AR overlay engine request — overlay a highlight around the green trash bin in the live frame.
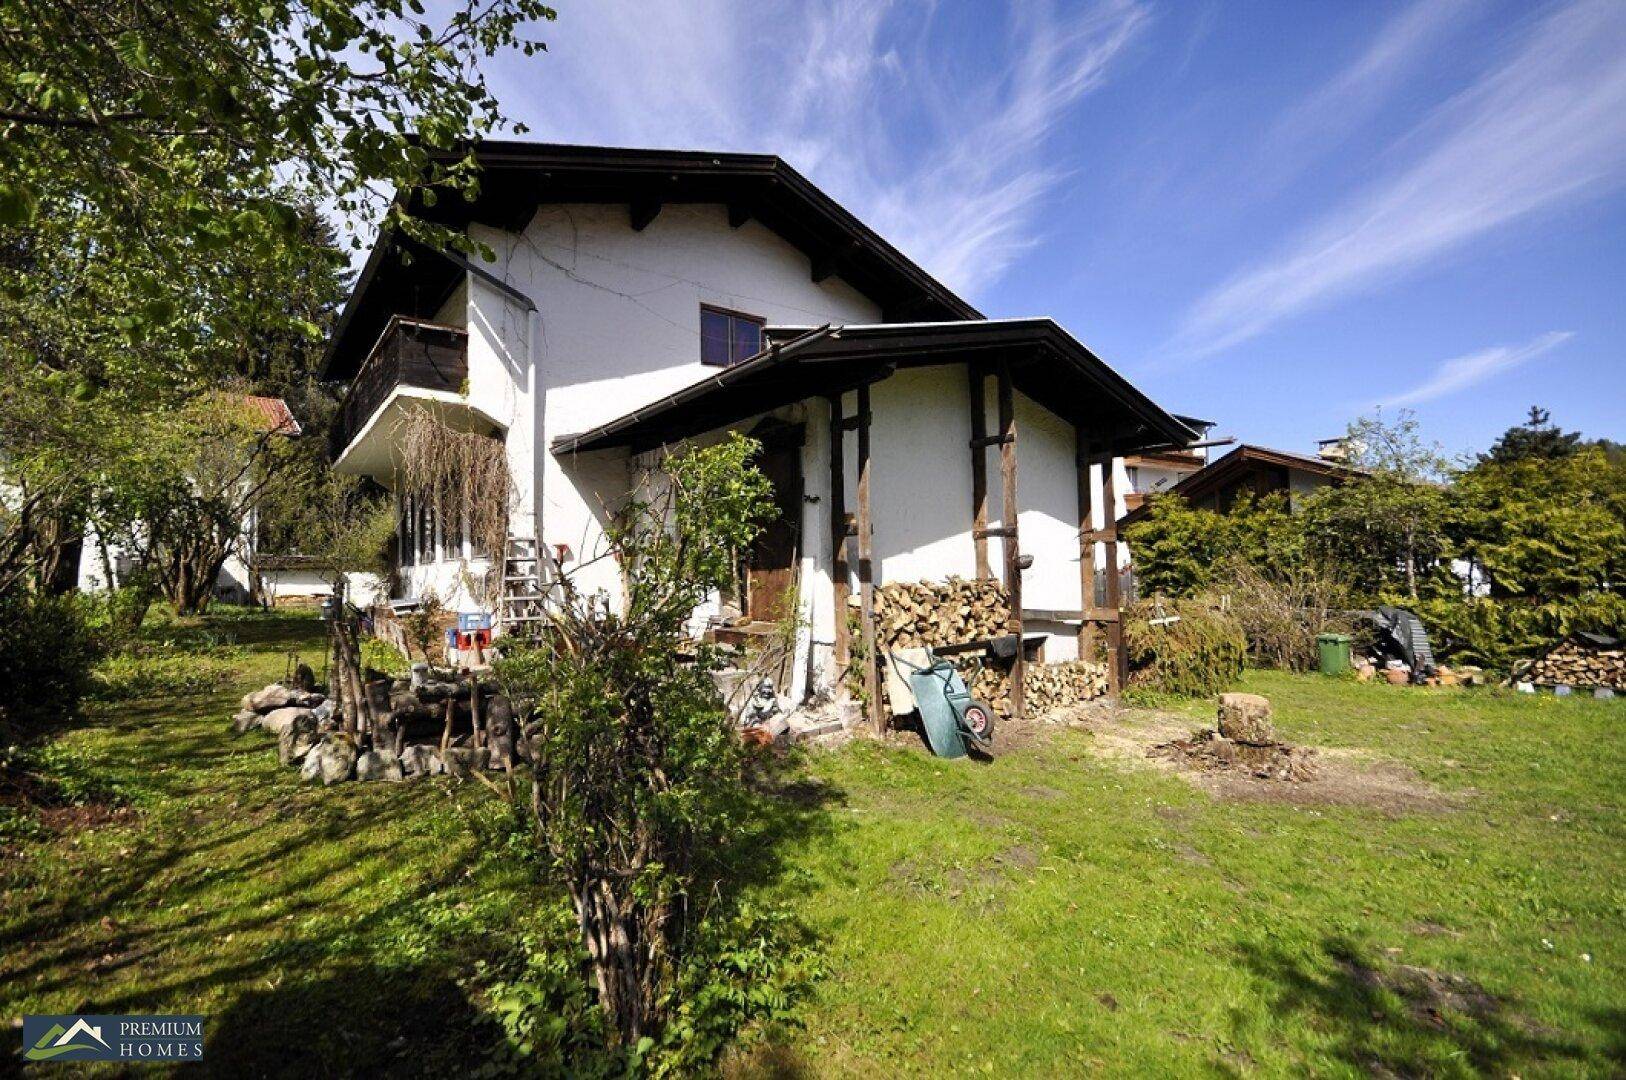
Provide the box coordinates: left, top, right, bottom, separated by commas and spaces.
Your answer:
1317, 633, 1352, 676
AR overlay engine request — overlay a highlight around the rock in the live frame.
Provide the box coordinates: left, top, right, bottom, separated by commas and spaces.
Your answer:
1384, 667, 1411, 686
278, 713, 319, 765
399, 745, 441, 777
1217, 693, 1275, 745
1457, 666, 1486, 687
318, 735, 358, 785
355, 749, 405, 782
441, 745, 489, 776
260, 706, 314, 737
244, 684, 294, 713
299, 747, 325, 783
1354, 662, 1376, 682
230, 709, 261, 734
287, 690, 326, 709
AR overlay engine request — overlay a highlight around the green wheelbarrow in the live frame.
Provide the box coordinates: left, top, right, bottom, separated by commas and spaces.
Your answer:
888, 649, 997, 758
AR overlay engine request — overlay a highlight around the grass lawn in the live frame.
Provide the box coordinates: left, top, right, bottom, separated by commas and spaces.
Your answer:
3, 612, 1622, 1076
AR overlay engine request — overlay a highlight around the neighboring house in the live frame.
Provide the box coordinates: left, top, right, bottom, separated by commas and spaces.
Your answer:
77, 395, 301, 604
251, 554, 384, 608
323, 143, 1202, 707
1119, 443, 1354, 528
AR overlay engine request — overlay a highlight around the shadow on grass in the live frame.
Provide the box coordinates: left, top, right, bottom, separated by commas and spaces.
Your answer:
201, 960, 500, 1078
1234, 935, 1604, 1076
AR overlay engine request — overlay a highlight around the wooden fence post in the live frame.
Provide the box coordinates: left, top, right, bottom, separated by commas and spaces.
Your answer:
997, 364, 1024, 720
855, 384, 883, 735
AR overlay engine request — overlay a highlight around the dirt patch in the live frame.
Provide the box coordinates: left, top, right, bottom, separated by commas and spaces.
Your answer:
1075, 708, 1457, 815
1151, 728, 1320, 782
1339, 955, 1500, 1026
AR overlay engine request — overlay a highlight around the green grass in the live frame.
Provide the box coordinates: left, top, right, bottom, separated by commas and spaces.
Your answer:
3, 614, 1622, 1077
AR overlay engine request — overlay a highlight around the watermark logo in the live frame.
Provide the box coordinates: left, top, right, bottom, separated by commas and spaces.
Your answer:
22, 1015, 204, 1062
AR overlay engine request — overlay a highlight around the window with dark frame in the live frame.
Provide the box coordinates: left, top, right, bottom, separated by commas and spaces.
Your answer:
700, 305, 765, 367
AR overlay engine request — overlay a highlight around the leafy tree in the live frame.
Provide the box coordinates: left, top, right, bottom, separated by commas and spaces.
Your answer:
1298, 411, 1452, 600
1479, 406, 1583, 465
1451, 446, 1625, 600
0, 0, 553, 601
494, 435, 775, 1048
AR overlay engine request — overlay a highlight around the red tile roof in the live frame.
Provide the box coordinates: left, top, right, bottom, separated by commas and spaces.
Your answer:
240, 395, 302, 436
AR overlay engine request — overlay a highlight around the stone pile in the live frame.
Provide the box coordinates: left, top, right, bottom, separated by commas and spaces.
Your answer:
228, 669, 522, 786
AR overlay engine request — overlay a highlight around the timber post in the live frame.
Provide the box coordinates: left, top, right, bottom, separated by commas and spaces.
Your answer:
854, 383, 884, 735
1100, 451, 1126, 694
968, 365, 991, 579
825, 395, 851, 671
997, 363, 1025, 720
1075, 432, 1097, 663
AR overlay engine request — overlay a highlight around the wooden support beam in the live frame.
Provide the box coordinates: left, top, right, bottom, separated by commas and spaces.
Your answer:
998, 363, 1025, 720
727, 203, 751, 228
811, 242, 856, 284
855, 383, 884, 735
969, 367, 991, 579
1100, 452, 1126, 695
826, 395, 851, 671
970, 433, 1015, 449
629, 198, 663, 231
974, 526, 1016, 539
1076, 432, 1097, 663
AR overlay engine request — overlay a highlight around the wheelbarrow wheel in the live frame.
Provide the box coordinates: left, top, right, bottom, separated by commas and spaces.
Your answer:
961, 699, 996, 745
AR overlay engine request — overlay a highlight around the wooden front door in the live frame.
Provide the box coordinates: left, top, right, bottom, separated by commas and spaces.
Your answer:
747, 426, 804, 622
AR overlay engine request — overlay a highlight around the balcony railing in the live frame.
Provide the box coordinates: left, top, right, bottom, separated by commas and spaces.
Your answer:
330, 317, 469, 461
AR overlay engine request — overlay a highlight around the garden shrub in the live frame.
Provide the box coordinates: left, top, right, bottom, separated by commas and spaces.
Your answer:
0, 591, 106, 742
1124, 594, 1246, 698
1409, 592, 1626, 671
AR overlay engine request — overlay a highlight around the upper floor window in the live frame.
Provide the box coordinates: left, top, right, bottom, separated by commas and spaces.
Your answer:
700, 305, 765, 367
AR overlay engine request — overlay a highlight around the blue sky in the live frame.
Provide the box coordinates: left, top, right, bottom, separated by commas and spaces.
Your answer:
482, 0, 1626, 458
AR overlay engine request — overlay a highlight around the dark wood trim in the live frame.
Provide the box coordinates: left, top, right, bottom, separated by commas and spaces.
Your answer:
974, 526, 1016, 539
969, 367, 990, 580
629, 198, 663, 231
1076, 432, 1097, 662
998, 363, 1024, 720
826, 395, 850, 670
855, 383, 883, 735
1100, 455, 1125, 695
727, 203, 751, 228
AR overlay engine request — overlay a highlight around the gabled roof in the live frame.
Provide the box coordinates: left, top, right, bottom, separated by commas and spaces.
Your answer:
323, 142, 982, 380
1120, 443, 1357, 524
552, 319, 1197, 456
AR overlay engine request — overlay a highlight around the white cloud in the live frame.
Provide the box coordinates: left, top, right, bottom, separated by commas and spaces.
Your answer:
499, 0, 1148, 296
1173, 0, 1626, 358
1382, 330, 1574, 407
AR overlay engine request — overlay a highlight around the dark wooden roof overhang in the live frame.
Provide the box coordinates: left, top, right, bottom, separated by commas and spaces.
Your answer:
551, 320, 1198, 457
1119, 443, 1360, 525
323, 142, 982, 380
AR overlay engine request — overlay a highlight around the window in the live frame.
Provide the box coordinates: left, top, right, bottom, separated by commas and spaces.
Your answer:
700, 305, 765, 366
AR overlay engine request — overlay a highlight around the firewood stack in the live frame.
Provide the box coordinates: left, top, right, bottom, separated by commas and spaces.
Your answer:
1527, 635, 1625, 689
872, 577, 1017, 650
863, 578, 1107, 716
1024, 660, 1110, 713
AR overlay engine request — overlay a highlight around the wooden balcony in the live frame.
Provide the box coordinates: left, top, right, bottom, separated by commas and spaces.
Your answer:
329, 318, 469, 462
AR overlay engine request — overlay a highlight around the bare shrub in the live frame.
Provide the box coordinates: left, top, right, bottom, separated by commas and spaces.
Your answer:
1219, 559, 1353, 671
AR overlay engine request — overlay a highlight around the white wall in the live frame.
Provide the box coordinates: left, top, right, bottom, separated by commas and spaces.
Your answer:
477, 202, 884, 606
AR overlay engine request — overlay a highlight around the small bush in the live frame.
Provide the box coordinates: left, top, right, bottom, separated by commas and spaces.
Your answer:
0, 592, 106, 742
1124, 594, 1246, 698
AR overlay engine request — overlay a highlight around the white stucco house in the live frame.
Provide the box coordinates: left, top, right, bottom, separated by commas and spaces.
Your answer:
325, 143, 1207, 715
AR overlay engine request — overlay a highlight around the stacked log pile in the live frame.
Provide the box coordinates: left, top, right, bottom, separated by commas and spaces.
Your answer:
872, 578, 1015, 649
865, 578, 1107, 716
1025, 660, 1110, 713
1527, 635, 1625, 689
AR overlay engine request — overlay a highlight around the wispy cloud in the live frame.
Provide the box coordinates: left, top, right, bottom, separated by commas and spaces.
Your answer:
1171, 0, 1626, 359
1382, 330, 1573, 407
500, 0, 1148, 296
